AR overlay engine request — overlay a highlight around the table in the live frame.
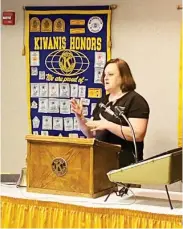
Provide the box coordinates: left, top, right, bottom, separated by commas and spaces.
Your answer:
1, 183, 182, 228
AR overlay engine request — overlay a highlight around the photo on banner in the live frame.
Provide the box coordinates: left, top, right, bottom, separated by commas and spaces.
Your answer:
25, 6, 112, 137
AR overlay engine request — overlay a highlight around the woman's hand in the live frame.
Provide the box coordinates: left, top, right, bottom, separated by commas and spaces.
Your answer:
71, 98, 95, 138
70, 98, 83, 118
86, 114, 109, 131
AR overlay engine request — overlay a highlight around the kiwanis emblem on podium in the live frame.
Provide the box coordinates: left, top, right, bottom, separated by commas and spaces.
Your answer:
52, 158, 67, 176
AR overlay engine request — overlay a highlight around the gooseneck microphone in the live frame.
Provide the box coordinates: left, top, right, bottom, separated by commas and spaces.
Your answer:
99, 102, 138, 163
99, 103, 118, 118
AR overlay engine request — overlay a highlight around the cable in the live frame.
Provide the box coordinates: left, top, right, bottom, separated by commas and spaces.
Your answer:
1, 183, 136, 206
119, 118, 127, 141
121, 114, 137, 163
1, 183, 17, 187
115, 107, 138, 163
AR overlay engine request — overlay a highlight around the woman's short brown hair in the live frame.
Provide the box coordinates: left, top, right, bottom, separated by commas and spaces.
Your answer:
101, 58, 136, 92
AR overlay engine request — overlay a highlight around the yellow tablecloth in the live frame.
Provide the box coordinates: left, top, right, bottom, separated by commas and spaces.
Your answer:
1, 195, 182, 228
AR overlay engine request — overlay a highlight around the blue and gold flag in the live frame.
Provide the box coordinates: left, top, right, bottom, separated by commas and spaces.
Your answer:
25, 6, 112, 137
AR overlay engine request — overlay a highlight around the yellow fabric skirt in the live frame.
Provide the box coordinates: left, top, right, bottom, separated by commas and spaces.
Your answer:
1, 196, 182, 228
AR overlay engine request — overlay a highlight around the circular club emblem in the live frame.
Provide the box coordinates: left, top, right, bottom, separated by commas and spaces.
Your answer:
88, 16, 103, 33
45, 49, 89, 76
52, 158, 67, 176
59, 51, 76, 73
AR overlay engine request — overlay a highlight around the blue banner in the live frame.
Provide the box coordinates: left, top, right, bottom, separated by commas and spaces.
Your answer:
25, 6, 111, 137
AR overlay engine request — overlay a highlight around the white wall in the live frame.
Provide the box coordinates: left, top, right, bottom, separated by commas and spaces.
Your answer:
1, 0, 182, 190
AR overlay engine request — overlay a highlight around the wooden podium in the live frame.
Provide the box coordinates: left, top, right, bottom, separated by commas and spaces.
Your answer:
26, 135, 120, 198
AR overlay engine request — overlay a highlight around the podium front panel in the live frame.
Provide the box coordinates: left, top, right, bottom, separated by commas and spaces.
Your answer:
26, 135, 120, 197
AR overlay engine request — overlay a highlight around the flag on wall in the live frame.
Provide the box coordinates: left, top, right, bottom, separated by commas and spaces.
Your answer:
178, 24, 182, 147
24, 6, 112, 137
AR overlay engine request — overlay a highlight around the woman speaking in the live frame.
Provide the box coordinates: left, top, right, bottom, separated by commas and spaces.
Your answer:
71, 58, 150, 168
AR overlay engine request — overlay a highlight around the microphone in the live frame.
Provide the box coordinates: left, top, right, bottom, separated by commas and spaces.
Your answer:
99, 103, 118, 118
99, 103, 138, 163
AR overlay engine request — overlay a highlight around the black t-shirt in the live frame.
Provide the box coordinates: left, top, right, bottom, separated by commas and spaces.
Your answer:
92, 91, 150, 167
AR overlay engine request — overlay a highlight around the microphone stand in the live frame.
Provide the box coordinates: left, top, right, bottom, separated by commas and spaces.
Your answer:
104, 107, 138, 202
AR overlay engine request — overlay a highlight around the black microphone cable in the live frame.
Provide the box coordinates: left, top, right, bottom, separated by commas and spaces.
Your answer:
118, 117, 127, 141
115, 106, 138, 163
